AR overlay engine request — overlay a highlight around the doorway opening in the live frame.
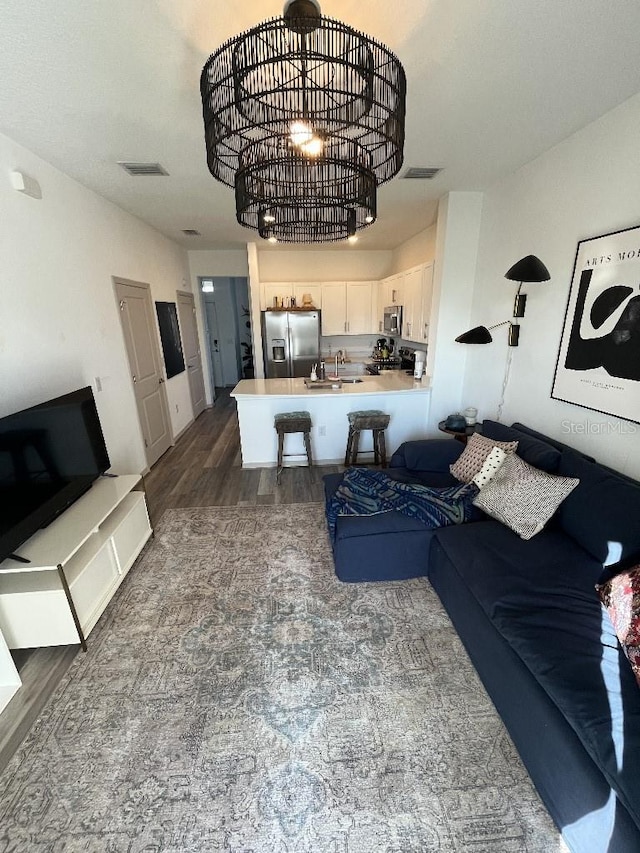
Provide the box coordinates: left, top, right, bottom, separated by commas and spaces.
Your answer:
199, 277, 253, 401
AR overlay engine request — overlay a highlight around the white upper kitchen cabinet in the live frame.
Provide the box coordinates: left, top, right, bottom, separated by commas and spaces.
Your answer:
292, 282, 322, 310
402, 263, 434, 344
419, 263, 435, 344
347, 281, 375, 334
320, 282, 347, 335
320, 281, 375, 335
261, 282, 292, 310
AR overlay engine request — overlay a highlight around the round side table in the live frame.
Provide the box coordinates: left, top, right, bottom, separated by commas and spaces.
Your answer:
438, 421, 479, 444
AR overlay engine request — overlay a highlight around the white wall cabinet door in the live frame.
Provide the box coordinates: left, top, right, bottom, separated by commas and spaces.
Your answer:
292, 283, 322, 310
262, 282, 293, 310
402, 267, 424, 342
346, 281, 375, 334
402, 264, 434, 344
418, 263, 435, 344
320, 282, 347, 335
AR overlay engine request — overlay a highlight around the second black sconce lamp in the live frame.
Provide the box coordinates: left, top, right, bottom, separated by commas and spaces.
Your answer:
455, 255, 550, 347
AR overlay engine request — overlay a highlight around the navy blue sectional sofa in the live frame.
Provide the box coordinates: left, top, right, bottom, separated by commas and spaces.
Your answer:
323, 421, 640, 852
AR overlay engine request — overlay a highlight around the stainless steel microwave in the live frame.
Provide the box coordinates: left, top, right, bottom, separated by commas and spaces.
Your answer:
383, 305, 403, 336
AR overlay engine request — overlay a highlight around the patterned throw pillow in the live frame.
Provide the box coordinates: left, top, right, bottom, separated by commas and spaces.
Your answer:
472, 446, 507, 489
450, 432, 518, 484
472, 453, 579, 540
597, 565, 640, 688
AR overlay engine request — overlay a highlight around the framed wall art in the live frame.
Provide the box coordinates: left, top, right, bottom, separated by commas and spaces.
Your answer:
551, 225, 640, 424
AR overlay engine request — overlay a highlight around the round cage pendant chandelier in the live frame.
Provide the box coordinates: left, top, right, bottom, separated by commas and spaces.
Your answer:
200, 0, 406, 243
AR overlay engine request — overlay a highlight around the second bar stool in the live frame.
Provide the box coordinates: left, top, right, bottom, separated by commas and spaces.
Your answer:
274, 411, 313, 484
344, 409, 391, 467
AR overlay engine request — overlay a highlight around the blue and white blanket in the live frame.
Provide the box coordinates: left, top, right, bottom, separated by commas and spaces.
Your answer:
326, 467, 479, 543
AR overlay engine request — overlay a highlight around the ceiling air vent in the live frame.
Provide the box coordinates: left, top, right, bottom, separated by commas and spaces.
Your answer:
402, 167, 442, 180
118, 161, 169, 176
182, 229, 201, 236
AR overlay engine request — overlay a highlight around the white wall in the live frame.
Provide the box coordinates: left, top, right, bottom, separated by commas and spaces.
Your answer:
463, 92, 640, 478
391, 225, 437, 273
0, 131, 192, 474
427, 192, 484, 432
257, 249, 393, 281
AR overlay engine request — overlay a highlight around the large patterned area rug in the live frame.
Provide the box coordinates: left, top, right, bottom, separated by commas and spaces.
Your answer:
0, 504, 565, 852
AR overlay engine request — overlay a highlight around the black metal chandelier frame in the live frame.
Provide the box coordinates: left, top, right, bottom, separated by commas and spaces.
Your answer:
200, 1, 406, 243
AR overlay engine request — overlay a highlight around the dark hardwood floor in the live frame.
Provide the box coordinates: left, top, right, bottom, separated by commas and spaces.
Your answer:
0, 389, 342, 774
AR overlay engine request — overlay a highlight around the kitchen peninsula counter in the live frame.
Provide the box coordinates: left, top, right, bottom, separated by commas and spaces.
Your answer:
231, 373, 431, 467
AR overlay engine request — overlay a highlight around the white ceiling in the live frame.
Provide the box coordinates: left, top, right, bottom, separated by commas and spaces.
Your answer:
2, 0, 640, 251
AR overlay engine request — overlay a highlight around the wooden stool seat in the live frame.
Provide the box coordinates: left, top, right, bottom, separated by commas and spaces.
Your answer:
345, 409, 390, 467
274, 411, 313, 484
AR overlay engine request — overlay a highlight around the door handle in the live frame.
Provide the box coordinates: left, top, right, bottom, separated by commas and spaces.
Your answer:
132, 375, 137, 383
159, 377, 165, 384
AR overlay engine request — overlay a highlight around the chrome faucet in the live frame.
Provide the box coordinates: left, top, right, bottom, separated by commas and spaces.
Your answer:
335, 349, 344, 375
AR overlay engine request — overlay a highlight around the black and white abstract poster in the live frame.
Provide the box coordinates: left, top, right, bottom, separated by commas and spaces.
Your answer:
552, 226, 640, 424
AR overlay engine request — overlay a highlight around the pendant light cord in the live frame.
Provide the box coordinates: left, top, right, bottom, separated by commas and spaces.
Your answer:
496, 342, 514, 423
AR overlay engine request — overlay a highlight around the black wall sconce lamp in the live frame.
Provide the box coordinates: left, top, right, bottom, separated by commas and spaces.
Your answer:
456, 320, 520, 346
505, 254, 550, 318
455, 255, 550, 347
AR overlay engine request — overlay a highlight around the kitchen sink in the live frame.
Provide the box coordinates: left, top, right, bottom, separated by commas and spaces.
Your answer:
340, 377, 363, 383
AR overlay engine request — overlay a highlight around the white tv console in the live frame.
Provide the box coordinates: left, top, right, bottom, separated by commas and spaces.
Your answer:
0, 475, 152, 711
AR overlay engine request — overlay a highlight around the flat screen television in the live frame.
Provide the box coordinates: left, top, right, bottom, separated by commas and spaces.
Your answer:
0, 386, 111, 564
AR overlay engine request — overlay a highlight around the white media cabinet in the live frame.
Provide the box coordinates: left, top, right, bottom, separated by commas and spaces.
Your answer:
0, 475, 152, 708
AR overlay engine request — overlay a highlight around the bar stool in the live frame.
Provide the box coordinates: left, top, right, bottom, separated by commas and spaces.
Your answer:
344, 410, 391, 467
274, 411, 313, 485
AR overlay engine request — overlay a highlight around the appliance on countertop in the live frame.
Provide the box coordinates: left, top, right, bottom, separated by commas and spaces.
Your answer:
366, 339, 402, 374
261, 310, 321, 378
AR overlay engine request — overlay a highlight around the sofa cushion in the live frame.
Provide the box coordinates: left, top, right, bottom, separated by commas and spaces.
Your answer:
428, 536, 640, 852
325, 468, 479, 543
482, 419, 562, 472
511, 422, 596, 461
390, 438, 464, 472
433, 518, 603, 617
432, 521, 640, 829
450, 432, 518, 483
472, 453, 579, 540
598, 564, 640, 688
557, 450, 640, 564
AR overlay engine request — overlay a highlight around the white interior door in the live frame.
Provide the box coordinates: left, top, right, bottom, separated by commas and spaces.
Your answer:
113, 278, 172, 468
177, 290, 206, 418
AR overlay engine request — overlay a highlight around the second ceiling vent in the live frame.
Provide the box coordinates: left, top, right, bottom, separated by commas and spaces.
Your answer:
402, 167, 442, 180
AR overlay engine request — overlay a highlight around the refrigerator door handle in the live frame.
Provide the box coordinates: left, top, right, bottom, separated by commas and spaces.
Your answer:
287, 321, 293, 376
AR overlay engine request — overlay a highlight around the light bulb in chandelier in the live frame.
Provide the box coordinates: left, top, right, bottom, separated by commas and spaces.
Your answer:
289, 121, 324, 157
290, 121, 313, 147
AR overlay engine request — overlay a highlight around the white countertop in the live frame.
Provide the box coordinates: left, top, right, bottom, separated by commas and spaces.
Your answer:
231, 372, 430, 399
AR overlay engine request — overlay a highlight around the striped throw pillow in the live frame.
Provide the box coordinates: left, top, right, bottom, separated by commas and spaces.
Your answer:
473, 452, 579, 540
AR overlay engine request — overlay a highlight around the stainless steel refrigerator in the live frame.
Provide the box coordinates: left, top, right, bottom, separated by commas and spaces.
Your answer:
261, 310, 321, 378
